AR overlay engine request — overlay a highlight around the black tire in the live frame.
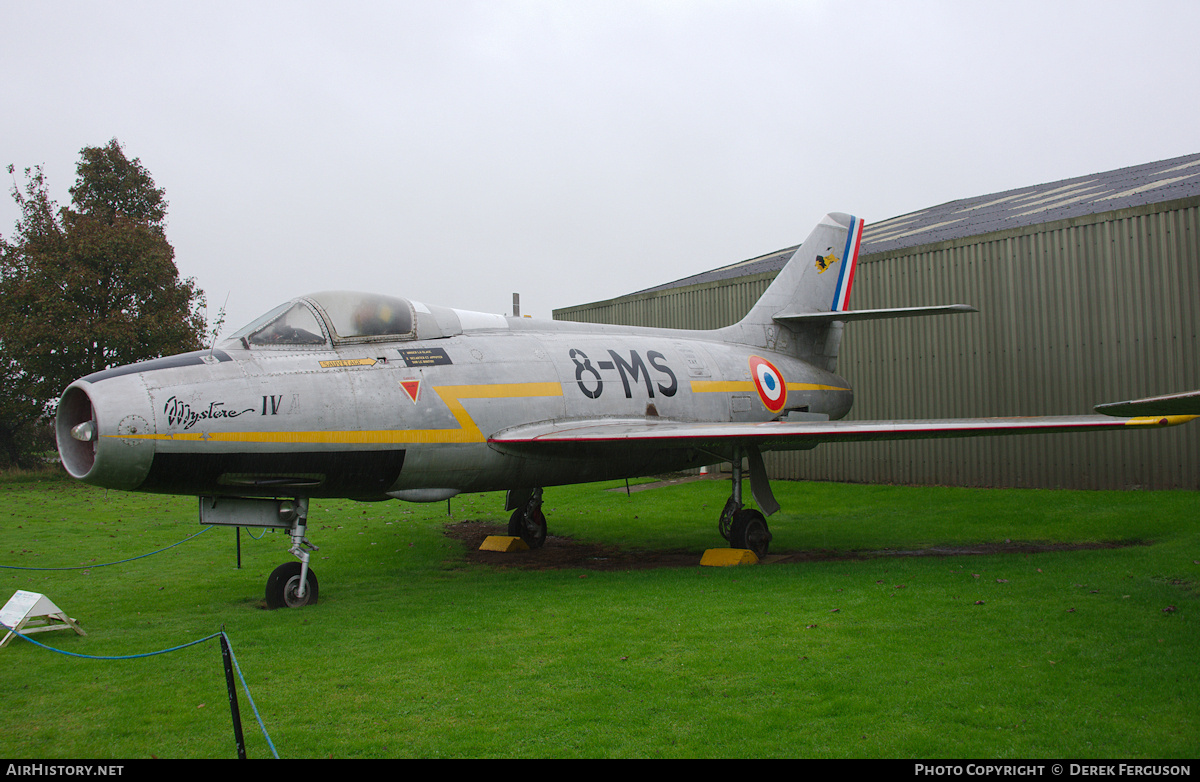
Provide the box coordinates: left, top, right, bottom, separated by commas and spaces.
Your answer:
717, 497, 739, 541
265, 561, 319, 608
508, 506, 547, 550
728, 509, 771, 558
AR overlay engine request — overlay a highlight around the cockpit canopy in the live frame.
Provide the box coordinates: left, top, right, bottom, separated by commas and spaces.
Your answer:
228, 292, 417, 347
225, 291, 511, 349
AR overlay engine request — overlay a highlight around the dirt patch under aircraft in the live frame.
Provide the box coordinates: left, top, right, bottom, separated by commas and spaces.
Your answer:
442, 518, 1145, 572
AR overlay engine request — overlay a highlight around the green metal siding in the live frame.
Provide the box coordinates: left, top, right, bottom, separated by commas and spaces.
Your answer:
554, 198, 1200, 489
556, 272, 778, 330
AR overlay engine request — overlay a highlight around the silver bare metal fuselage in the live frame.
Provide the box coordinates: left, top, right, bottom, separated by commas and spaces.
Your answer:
56, 318, 853, 501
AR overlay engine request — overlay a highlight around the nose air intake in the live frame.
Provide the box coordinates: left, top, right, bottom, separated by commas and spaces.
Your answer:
56, 380, 157, 490
57, 384, 98, 479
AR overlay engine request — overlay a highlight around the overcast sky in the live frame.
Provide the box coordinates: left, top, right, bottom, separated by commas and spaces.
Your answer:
3, 1, 1198, 332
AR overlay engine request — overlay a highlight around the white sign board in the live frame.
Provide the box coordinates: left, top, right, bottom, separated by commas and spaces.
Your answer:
1, 590, 86, 648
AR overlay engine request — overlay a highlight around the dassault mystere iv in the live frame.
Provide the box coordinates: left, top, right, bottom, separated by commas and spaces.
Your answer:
55, 213, 1196, 607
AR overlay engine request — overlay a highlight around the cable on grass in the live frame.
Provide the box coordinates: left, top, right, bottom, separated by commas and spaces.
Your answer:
1, 621, 278, 759
0, 525, 213, 571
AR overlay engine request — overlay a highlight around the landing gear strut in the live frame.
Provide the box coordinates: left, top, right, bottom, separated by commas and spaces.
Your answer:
507, 487, 547, 549
199, 496, 322, 609
267, 498, 320, 608
717, 446, 775, 559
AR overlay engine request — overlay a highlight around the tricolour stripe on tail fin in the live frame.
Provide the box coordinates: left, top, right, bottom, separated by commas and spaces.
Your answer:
830, 215, 864, 311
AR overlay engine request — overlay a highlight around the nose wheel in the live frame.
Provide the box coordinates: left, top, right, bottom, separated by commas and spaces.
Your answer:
266, 561, 319, 608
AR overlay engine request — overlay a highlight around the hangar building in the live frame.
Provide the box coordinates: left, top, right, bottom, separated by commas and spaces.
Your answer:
553, 154, 1200, 490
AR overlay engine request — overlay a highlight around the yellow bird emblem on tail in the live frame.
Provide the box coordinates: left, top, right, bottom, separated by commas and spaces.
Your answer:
814, 247, 840, 274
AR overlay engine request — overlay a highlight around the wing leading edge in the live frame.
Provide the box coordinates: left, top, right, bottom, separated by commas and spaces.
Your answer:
490, 413, 1197, 454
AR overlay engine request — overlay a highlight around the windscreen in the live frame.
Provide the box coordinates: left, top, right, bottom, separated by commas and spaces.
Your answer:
228, 301, 328, 346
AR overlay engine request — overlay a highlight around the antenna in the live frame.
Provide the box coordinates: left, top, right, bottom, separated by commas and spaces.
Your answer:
208, 292, 230, 359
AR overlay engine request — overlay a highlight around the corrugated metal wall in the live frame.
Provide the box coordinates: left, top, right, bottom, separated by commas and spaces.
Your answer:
557, 273, 778, 330
554, 198, 1200, 489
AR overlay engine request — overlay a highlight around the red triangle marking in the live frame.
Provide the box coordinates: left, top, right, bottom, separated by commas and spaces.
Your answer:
400, 379, 421, 403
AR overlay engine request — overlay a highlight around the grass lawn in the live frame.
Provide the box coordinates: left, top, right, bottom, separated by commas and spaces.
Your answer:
1, 469, 1196, 759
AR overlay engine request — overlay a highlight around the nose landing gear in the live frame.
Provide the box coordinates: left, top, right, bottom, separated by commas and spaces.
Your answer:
265, 498, 320, 609
199, 496, 321, 609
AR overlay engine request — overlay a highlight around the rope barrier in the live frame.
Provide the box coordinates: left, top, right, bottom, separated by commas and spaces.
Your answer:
2, 519, 280, 755
2, 498, 278, 756
0, 525, 213, 571
0, 621, 278, 759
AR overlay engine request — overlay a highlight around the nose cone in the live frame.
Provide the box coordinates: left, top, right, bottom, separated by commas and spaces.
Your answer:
56, 378, 157, 490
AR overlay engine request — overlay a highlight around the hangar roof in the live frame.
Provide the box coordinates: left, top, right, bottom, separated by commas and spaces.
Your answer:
636, 152, 1200, 296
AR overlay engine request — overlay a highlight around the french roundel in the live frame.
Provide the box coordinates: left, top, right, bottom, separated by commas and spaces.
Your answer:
749, 356, 787, 413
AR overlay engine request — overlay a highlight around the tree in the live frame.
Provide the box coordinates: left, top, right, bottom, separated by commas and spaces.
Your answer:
0, 347, 51, 468
70, 140, 169, 227
0, 139, 206, 468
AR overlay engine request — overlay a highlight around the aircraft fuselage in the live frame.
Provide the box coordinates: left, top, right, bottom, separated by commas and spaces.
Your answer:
57, 320, 853, 502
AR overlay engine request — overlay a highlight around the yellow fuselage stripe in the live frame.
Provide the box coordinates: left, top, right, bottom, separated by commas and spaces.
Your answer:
112, 382, 563, 445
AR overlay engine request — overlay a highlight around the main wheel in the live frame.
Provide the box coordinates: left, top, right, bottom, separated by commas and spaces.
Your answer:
729, 509, 772, 558
717, 497, 739, 541
265, 562, 319, 608
508, 506, 547, 549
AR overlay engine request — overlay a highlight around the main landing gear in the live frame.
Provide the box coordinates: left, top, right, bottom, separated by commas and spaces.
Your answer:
717, 446, 778, 559
500, 450, 778, 560
506, 487, 547, 549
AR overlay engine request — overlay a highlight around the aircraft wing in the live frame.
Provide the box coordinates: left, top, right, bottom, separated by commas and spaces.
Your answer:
490, 412, 1196, 454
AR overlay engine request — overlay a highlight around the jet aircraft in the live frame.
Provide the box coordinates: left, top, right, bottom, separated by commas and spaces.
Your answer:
55, 213, 1196, 607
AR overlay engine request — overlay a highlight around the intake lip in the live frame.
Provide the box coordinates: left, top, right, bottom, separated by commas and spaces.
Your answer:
55, 377, 157, 490
57, 384, 97, 479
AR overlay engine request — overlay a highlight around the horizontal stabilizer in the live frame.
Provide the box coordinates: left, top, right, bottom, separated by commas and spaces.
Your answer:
1095, 390, 1200, 417
774, 304, 977, 326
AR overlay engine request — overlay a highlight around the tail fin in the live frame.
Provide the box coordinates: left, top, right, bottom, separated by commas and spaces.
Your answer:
718, 212, 974, 371
719, 213, 864, 370
739, 212, 864, 325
